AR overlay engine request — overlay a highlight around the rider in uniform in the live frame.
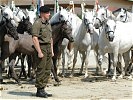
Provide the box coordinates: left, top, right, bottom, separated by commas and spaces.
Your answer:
32, 5, 54, 98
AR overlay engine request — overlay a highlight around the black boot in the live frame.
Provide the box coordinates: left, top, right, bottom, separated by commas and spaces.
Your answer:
44, 91, 52, 97
36, 88, 48, 98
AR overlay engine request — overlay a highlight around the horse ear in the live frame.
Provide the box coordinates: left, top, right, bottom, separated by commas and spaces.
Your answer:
121, 8, 127, 13
22, 16, 25, 20
105, 6, 109, 10
0, 5, 3, 9
0, 5, 5, 10
26, 9, 29, 13
60, 6, 63, 11
27, 16, 30, 21
34, 8, 37, 13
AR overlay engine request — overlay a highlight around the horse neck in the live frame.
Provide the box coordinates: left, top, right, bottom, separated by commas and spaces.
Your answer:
52, 23, 63, 44
70, 14, 82, 37
127, 12, 132, 22
0, 9, 3, 22
82, 19, 87, 32
0, 25, 8, 46
17, 25, 25, 34
50, 12, 60, 24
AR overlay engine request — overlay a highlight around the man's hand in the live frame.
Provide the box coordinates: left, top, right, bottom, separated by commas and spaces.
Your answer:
38, 52, 44, 58
52, 52, 54, 57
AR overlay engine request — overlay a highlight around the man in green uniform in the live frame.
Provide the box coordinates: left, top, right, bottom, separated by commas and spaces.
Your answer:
32, 5, 54, 98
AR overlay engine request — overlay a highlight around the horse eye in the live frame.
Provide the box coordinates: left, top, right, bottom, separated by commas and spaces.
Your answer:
102, 13, 104, 16
4, 13, 8, 16
120, 15, 124, 18
60, 15, 63, 18
114, 25, 116, 29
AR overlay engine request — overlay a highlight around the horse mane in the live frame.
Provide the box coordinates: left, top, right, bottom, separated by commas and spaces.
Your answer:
72, 13, 81, 22
126, 11, 132, 22
50, 12, 60, 24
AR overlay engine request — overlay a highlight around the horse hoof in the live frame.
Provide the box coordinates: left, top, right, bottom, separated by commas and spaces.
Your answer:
0, 79, 6, 84
55, 78, 61, 83
68, 67, 72, 70
16, 79, 22, 85
118, 75, 123, 79
18, 82, 22, 86
127, 76, 133, 80
111, 77, 116, 82
69, 74, 73, 78
53, 82, 61, 86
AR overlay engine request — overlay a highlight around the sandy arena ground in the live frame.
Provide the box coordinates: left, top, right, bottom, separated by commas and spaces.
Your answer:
0, 51, 133, 99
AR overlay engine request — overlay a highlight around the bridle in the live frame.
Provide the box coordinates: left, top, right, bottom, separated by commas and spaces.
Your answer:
121, 9, 128, 23
104, 22, 115, 42
96, 8, 108, 27
83, 16, 93, 33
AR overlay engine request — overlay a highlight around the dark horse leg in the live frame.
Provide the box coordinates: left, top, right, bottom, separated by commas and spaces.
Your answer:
0, 57, 6, 84
0, 60, 3, 84
9, 53, 21, 84
27, 55, 36, 79
107, 53, 112, 74
52, 58, 60, 82
1, 41, 21, 84
27, 55, 32, 78
19, 54, 27, 79
0, 41, 10, 84
124, 50, 133, 75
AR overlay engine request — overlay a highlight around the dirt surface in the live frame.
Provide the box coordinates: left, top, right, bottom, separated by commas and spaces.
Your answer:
0, 75, 132, 99
0, 51, 133, 99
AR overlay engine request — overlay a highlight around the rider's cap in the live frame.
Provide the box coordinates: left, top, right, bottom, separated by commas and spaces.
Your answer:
39, 5, 51, 13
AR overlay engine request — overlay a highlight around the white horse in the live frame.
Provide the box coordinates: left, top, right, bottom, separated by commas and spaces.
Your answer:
25, 8, 37, 24
0, 5, 18, 27
70, 10, 100, 78
116, 8, 133, 79
13, 7, 27, 21
93, 6, 116, 75
10, 2, 37, 25
96, 17, 133, 81
53, 8, 82, 76
116, 8, 133, 22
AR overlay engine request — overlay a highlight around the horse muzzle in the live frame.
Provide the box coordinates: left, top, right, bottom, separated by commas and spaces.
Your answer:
107, 31, 114, 42
108, 36, 114, 42
14, 35, 19, 40
69, 37, 74, 42
94, 23, 100, 29
87, 28, 94, 34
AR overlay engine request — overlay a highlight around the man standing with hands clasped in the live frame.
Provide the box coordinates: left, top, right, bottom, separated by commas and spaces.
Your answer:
32, 5, 54, 98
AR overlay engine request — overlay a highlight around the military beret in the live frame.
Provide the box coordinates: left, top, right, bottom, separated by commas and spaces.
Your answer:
39, 5, 51, 13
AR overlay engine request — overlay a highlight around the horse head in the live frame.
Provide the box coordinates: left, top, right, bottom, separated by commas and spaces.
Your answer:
25, 8, 37, 24
5, 18, 19, 40
83, 10, 94, 34
17, 16, 32, 34
13, 7, 27, 21
94, 6, 114, 29
116, 8, 131, 22
1, 5, 18, 27
23, 16, 32, 34
59, 8, 70, 22
61, 21, 74, 42
104, 19, 116, 42
50, 8, 70, 24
